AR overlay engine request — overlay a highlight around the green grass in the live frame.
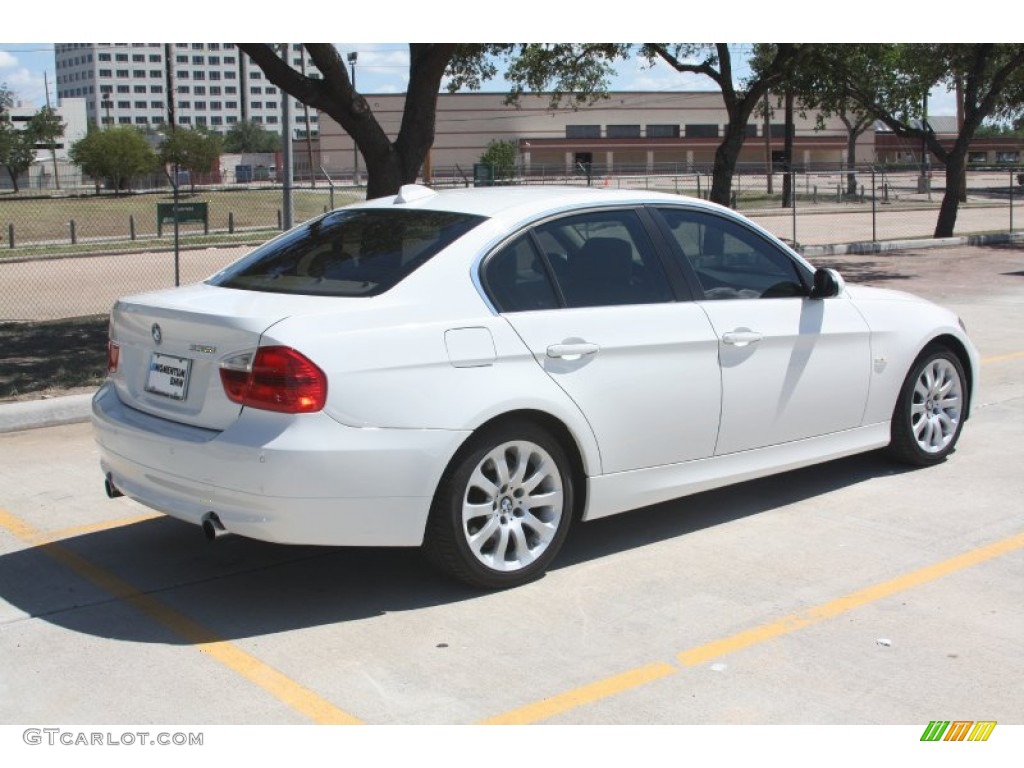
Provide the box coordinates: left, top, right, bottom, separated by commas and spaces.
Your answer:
0, 188, 364, 252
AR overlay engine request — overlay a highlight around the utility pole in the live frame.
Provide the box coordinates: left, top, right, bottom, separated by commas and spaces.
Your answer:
763, 92, 773, 195
43, 71, 61, 190
348, 52, 359, 185
279, 44, 293, 230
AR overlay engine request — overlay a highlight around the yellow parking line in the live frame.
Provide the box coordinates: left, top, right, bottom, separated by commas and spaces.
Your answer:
981, 351, 1024, 364
0, 507, 362, 725
481, 531, 1024, 724
36, 513, 162, 544
479, 662, 678, 726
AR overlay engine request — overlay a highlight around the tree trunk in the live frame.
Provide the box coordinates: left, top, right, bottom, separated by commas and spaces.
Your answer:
710, 124, 747, 207
935, 150, 967, 238
362, 147, 409, 200
5, 168, 19, 194
846, 135, 858, 197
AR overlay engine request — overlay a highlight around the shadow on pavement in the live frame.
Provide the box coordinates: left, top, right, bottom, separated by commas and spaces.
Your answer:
0, 450, 916, 646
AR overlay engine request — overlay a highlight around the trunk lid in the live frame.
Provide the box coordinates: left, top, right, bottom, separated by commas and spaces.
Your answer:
108, 283, 317, 429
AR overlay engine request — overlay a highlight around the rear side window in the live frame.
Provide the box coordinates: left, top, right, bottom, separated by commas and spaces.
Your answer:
534, 209, 673, 308
209, 209, 486, 296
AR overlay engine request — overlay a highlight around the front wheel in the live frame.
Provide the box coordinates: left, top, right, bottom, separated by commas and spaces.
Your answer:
424, 423, 574, 589
887, 345, 967, 466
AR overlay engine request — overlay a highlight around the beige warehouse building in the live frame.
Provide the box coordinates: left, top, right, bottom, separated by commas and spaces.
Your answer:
316, 91, 875, 179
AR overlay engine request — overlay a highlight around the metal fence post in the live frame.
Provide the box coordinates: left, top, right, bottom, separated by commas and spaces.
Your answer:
7, 224, 13, 249
129, 215, 136, 241
791, 171, 797, 247
69, 220, 76, 245
871, 168, 877, 243
1011, 168, 1016, 232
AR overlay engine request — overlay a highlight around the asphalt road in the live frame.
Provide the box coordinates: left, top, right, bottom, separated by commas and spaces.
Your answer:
0, 244, 1021, 759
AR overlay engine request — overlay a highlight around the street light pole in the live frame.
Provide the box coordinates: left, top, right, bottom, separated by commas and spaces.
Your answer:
348, 52, 359, 186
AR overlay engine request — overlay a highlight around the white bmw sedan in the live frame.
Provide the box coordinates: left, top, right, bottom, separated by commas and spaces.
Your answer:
93, 185, 977, 588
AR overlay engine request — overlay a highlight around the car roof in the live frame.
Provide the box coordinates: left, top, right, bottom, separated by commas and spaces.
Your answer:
350, 184, 728, 228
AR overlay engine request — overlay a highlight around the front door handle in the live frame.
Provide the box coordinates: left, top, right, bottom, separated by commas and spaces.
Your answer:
547, 342, 600, 359
721, 329, 764, 347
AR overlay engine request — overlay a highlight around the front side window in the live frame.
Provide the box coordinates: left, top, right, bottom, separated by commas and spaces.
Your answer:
657, 208, 807, 300
209, 209, 486, 297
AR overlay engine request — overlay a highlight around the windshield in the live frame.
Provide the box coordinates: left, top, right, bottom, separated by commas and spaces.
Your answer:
209, 208, 486, 297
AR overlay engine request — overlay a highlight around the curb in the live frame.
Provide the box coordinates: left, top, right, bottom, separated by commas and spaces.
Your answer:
0, 393, 94, 434
1, 232, 1022, 434
801, 230, 1024, 258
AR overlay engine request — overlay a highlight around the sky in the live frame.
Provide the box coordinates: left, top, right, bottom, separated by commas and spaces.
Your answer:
0, 42, 962, 116
1, 2, 982, 114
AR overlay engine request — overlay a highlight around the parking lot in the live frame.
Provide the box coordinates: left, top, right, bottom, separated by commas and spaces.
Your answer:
0, 245, 1021, 736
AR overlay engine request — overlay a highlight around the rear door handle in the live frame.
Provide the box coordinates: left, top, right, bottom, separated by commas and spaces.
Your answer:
721, 330, 764, 347
547, 342, 600, 358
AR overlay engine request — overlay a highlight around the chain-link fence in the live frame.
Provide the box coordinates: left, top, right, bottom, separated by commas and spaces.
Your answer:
1, 165, 1021, 322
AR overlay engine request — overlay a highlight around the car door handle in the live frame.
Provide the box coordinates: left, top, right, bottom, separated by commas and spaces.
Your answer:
546, 342, 600, 358
721, 330, 764, 347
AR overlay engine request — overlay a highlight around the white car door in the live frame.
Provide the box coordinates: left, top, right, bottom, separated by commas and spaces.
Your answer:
481, 209, 722, 475
654, 206, 872, 456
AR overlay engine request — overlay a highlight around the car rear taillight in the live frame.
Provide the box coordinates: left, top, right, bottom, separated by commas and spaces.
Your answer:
107, 340, 120, 373
219, 346, 327, 414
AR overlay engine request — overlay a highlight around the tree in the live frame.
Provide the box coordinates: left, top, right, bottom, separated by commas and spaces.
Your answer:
479, 139, 519, 181
0, 120, 35, 193
69, 126, 158, 193
815, 44, 1024, 237
643, 44, 812, 207
158, 127, 222, 191
237, 44, 627, 198
223, 119, 281, 153
239, 43, 461, 199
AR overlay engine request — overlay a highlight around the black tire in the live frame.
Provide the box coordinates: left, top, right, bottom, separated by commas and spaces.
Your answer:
887, 344, 967, 466
424, 422, 574, 589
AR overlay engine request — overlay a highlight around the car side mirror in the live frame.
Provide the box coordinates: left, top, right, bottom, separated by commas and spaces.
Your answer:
810, 267, 844, 299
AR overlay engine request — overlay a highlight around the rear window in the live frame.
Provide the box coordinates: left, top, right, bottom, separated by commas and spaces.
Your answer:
208, 208, 486, 296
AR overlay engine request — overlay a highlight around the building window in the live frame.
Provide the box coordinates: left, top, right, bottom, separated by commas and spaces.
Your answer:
149, 70, 161, 78
179, 116, 191, 124
566, 125, 601, 139
607, 124, 641, 139
646, 124, 680, 139
251, 101, 262, 109
193, 71, 205, 80
685, 124, 720, 139
99, 53, 111, 62
179, 100, 191, 108
210, 101, 222, 110
135, 116, 148, 124
150, 85, 163, 93
226, 100, 238, 109
116, 69, 129, 78
177, 85, 190, 94
151, 100, 164, 109
194, 86, 206, 95
209, 56, 220, 65
192, 55, 204, 65
133, 54, 145, 62
149, 54, 161, 63
134, 85, 146, 93
115, 53, 128, 62
118, 116, 131, 124
135, 100, 147, 108
250, 86, 262, 94
177, 70, 189, 79
117, 85, 130, 93
176, 55, 188, 64
266, 115, 278, 124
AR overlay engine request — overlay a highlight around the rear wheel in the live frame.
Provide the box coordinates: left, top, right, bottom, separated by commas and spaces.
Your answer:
888, 345, 967, 466
424, 423, 574, 589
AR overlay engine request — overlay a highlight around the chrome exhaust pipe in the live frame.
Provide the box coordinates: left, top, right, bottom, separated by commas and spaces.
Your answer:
201, 512, 228, 541
104, 474, 123, 499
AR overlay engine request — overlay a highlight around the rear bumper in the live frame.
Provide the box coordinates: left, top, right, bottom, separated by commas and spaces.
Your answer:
91, 383, 469, 546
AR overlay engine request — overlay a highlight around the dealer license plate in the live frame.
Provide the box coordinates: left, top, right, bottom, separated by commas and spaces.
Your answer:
145, 352, 192, 401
